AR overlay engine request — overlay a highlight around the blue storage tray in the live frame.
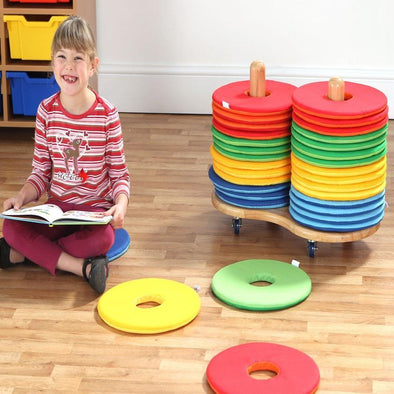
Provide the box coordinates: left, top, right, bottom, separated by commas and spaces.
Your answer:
6, 72, 59, 116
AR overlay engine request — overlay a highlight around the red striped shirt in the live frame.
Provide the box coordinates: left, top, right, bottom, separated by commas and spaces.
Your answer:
27, 91, 130, 209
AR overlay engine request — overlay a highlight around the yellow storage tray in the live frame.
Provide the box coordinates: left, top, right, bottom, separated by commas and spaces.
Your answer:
4, 15, 67, 60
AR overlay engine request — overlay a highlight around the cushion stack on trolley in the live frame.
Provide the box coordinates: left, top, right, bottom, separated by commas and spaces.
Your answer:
209, 79, 296, 208
290, 81, 388, 232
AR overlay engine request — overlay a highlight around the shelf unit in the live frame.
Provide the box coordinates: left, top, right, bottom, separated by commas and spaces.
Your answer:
0, 0, 96, 128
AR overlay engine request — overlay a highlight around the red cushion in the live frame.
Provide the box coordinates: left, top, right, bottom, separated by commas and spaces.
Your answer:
213, 80, 296, 114
292, 81, 387, 119
206, 342, 320, 394
212, 101, 292, 125
293, 106, 388, 128
213, 114, 292, 132
292, 113, 388, 136
212, 119, 290, 140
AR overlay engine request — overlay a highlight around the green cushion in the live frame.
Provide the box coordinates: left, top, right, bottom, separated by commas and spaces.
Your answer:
213, 141, 290, 162
291, 122, 388, 144
291, 139, 387, 168
291, 126, 387, 152
212, 259, 312, 311
213, 134, 291, 155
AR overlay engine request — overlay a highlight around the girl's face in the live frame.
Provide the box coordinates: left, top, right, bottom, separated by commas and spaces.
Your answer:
52, 48, 97, 98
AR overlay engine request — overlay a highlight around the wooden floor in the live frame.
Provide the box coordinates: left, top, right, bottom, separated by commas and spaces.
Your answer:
0, 114, 393, 393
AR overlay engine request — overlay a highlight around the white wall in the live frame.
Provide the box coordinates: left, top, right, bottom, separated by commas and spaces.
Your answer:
97, 0, 394, 117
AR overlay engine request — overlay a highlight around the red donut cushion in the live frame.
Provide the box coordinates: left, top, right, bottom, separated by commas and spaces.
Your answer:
213, 113, 292, 132
212, 101, 292, 125
292, 113, 388, 137
293, 106, 388, 128
292, 81, 387, 119
206, 342, 320, 394
212, 118, 290, 140
213, 80, 296, 114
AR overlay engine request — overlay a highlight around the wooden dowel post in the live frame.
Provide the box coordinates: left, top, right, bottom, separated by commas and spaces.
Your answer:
328, 77, 345, 101
249, 61, 266, 97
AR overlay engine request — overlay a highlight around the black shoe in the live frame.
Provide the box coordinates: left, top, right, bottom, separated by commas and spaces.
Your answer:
82, 255, 109, 294
0, 238, 16, 269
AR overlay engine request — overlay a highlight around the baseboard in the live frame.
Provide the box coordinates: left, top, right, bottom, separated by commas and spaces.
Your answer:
99, 64, 394, 118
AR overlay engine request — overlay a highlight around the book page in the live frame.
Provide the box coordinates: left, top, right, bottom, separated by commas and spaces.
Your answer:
56, 210, 112, 224
1, 204, 64, 223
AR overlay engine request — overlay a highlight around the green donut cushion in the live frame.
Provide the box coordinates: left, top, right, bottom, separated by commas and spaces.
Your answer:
291, 139, 387, 168
211, 259, 312, 311
291, 126, 387, 152
213, 141, 290, 162
291, 122, 388, 144
212, 134, 291, 155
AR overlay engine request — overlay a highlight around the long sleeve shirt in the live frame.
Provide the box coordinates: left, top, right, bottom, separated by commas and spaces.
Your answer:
27, 90, 130, 209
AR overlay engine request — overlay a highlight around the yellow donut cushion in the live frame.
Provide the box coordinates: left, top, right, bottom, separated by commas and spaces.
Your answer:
291, 153, 386, 178
291, 175, 386, 201
97, 278, 201, 334
213, 164, 291, 186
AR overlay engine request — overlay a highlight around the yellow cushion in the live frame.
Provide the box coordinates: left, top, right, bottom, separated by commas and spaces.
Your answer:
97, 278, 201, 334
213, 164, 291, 186
291, 153, 386, 177
292, 159, 387, 185
291, 175, 386, 201
213, 160, 291, 180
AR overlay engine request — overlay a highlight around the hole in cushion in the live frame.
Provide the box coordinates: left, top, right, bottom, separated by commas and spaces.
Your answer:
136, 295, 163, 309
248, 361, 280, 380
249, 274, 275, 287
245, 90, 272, 97
250, 280, 272, 287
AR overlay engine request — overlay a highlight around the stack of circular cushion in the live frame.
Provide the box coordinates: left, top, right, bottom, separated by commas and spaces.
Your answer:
209, 80, 297, 208
290, 81, 388, 232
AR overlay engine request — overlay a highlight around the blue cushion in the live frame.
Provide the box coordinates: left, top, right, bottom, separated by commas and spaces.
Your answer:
108, 228, 130, 262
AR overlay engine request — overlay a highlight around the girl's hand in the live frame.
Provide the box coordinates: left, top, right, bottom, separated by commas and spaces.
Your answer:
3, 195, 25, 211
3, 183, 38, 211
104, 194, 128, 229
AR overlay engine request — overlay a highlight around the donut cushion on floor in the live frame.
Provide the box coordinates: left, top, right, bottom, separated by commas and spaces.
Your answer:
97, 278, 201, 334
211, 259, 312, 311
206, 342, 320, 394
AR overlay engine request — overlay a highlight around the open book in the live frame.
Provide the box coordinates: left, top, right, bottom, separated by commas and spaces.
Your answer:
0, 204, 112, 226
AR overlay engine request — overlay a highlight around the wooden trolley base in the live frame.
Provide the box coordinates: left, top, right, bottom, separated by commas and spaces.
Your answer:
211, 191, 380, 257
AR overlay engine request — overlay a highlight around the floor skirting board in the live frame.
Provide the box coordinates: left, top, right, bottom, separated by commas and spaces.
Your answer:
99, 64, 394, 118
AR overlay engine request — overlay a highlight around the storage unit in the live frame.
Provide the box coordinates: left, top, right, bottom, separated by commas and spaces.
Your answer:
9, 1, 71, 3
0, 0, 96, 127
7, 71, 59, 115
4, 15, 67, 60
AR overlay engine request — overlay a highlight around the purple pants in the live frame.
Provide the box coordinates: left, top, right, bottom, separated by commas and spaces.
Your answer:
2, 199, 115, 275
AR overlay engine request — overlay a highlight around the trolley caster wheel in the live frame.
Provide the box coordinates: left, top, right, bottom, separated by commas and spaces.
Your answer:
232, 218, 242, 235
307, 240, 318, 258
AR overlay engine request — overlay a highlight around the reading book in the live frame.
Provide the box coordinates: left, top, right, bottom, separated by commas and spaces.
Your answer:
0, 204, 112, 226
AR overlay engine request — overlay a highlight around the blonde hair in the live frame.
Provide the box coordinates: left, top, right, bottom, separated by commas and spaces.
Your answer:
51, 15, 97, 61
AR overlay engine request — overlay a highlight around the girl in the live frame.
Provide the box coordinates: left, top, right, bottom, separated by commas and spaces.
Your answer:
0, 16, 130, 294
